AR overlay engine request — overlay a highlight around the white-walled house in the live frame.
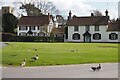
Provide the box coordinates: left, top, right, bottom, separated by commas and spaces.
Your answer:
65, 10, 119, 42
107, 21, 119, 42
17, 14, 54, 36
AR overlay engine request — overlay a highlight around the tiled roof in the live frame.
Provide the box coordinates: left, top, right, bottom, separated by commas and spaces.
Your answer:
107, 21, 120, 31
18, 15, 52, 26
66, 16, 109, 26
51, 27, 64, 34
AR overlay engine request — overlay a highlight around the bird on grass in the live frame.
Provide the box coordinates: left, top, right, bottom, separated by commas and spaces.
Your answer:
70, 50, 78, 52
20, 59, 26, 67
8, 63, 12, 66
31, 55, 39, 61
33, 48, 38, 51
91, 64, 101, 71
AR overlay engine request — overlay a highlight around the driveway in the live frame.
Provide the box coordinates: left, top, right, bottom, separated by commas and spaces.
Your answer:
2, 63, 118, 78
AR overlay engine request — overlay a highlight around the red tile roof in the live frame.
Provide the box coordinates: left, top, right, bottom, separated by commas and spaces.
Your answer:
51, 27, 64, 34
66, 16, 109, 26
18, 15, 52, 26
107, 21, 120, 31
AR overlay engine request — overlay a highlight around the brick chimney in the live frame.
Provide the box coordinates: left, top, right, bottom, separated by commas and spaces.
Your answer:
48, 13, 51, 21
91, 13, 94, 17
105, 9, 108, 16
68, 10, 72, 20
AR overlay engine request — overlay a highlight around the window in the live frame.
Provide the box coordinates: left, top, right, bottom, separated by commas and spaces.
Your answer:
93, 33, 101, 40
26, 26, 27, 30
21, 32, 26, 36
85, 26, 90, 31
95, 25, 99, 31
29, 26, 31, 30
33, 32, 37, 36
19, 26, 21, 30
72, 33, 80, 40
29, 26, 36, 30
38, 26, 40, 30
109, 33, 118, 40
34, 26, 36, 30
74, 26, 79, 31
19, 33, 21, 36
19, 26, 27, 30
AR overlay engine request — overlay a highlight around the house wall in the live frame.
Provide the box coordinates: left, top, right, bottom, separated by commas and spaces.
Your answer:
67, 25, 118, 42
17, 25, 41, 36
47, 18, 54, 35
17, 19, 54, 36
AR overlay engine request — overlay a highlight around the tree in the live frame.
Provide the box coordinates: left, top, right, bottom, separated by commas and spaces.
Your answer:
2, 13, 18, 33
19, 0, 60, 16
92, 10, 103, 16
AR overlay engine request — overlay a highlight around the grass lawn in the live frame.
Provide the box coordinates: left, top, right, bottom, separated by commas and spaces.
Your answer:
2, 42, 118, 66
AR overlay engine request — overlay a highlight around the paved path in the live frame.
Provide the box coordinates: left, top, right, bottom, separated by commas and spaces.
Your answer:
0, 42, 8, 48
2, 63, 118, 78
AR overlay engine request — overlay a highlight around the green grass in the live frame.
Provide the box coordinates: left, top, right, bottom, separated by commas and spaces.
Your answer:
2, 42, 118, 66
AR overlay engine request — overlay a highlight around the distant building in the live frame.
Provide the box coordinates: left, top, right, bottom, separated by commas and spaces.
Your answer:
2, 6, 14, 14
51, 27, 64, 37
55, 15, 66, 28
66, 10, 119, 42
51, 15, 66, 37
17, 14, 54, 36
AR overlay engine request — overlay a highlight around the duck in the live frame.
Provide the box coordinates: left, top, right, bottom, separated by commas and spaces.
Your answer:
20, 59, 26, 67
91, 64, 101, 71
96, 64, 101, 70
31, 55, 39, 61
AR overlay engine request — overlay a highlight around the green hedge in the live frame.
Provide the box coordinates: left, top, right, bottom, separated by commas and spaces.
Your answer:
2, 33, 64, 42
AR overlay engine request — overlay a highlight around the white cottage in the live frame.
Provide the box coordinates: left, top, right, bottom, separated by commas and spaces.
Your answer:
17, 14, 54, 36
66, 10, 119, 42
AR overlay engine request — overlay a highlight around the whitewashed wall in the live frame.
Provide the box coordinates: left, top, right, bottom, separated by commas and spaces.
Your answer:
17, 25, 41, 36
17, 18, 54, 36
67, 25, 119, 42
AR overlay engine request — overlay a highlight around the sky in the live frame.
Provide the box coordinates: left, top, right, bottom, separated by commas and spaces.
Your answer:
0, 0, 119, 19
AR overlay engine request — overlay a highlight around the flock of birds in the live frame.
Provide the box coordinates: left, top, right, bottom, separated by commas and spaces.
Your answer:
20, 54, 39, 67
9, 48, 102, 72
20, 48, 39, 67
8, 48, 39, 67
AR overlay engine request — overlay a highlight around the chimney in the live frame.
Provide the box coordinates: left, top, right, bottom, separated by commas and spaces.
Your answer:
91, 13, 94, 17
68, 10, 72, 20
105, 9, 108, 16
48, 13, 51, 21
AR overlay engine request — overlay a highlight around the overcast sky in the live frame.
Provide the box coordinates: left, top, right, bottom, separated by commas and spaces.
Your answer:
0, 0, 119, 19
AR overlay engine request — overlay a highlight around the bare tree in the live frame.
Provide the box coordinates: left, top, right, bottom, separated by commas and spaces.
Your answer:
92, 10, 103, 16
19, 0, 60, 16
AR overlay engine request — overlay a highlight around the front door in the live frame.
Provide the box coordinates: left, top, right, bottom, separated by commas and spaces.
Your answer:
83, 31, 91, 43
84, 35, 91, 42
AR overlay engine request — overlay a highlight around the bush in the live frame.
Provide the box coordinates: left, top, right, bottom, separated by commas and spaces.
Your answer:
1, 33, 64, 42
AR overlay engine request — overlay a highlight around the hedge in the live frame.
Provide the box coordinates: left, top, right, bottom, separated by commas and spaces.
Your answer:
1, 33, 64, 42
